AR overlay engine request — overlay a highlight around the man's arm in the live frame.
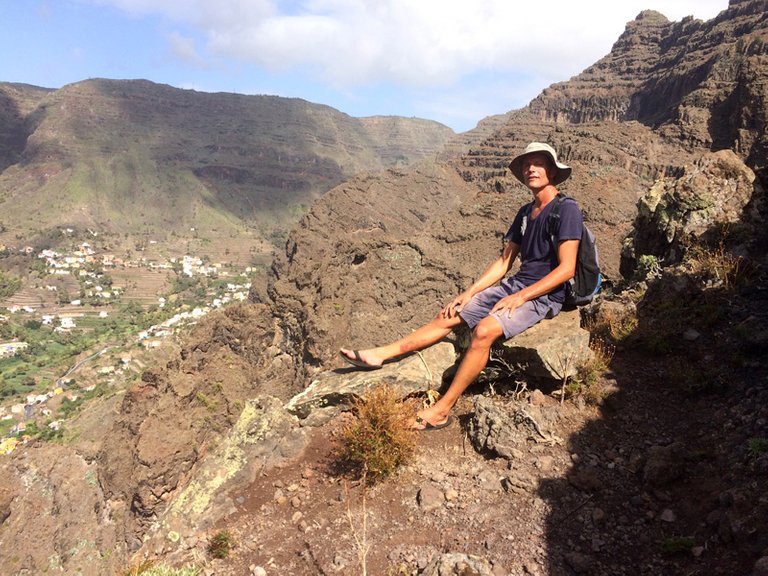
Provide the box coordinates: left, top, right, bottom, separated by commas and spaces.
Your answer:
441, 240, 520, 318
490, 239, 578, 316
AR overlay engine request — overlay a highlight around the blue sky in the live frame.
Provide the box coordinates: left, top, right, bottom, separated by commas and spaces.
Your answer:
1, 1, 728, 132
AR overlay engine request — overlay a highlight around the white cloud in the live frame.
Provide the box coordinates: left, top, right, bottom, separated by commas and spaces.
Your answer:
90, 0, 728, 90
167, 31, 205, 66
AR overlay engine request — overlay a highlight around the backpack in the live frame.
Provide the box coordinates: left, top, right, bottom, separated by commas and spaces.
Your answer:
525, 193, 602, 308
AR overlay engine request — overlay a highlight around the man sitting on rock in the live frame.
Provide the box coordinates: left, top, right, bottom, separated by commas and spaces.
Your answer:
340, 142, 584, 430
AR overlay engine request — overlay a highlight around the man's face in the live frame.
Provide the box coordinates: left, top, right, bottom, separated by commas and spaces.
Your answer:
521, 153, 555, 190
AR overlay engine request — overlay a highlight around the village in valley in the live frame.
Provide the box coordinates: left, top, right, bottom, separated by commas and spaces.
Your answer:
0, 228, 257, 455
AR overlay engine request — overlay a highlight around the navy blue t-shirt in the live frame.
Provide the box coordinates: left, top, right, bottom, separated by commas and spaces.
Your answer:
503, 197, 583, 303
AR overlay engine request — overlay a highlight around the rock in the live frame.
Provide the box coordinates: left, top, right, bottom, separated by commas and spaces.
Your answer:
660, 508, 676, 522
417, 484, 444, 513
753, 556, 768, 576
501, 472, 537, 494
569, 467, 602, 493
563, 551, 593, 574
420, 553, 495, 576
162, 396, 306, 530
500, 310, 591, 380
469, 396, 560, 460
643, 442, 686, 487
285, 342, 456, 418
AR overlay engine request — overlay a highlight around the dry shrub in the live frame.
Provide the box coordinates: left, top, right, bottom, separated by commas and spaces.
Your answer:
683, 231, 755, 290
573, 336, 616, 404
337, 384, 417, 483
585, 305, 638, 344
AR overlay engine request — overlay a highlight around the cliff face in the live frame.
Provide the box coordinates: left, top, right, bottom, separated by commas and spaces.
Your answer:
454, 0, 768, 281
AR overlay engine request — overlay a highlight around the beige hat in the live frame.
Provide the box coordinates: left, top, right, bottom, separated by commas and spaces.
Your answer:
508, 142, 572, 186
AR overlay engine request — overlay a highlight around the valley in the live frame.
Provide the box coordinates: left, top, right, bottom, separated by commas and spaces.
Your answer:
0, 225, 264, 448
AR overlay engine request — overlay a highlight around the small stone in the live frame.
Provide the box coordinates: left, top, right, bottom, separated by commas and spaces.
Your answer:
536, 456, 554, 473
530, 389, 547, 406
167, 531, 180, 543
563, 551, 593, 573
290, 496, 301, 508
333, 554, 347, 568
301, 467, 314, 479
291, 511, 303, 523
691, 546, 704, 558
287, 483, 300, 492
252, 567, 267, 576
592, 508, 605, 523
444, 488, 459, 502
417, 484, 444, 512
683, 328, 700, 341
660, 509, 676, 522
752, 556, 768, 576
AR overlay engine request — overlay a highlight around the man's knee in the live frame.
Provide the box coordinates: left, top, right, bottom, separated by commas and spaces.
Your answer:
472, 316, 504, 345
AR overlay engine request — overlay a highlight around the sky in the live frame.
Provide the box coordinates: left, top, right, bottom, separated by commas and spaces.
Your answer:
1, 0, 728, 132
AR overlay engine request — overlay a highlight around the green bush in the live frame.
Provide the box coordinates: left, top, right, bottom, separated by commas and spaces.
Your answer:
0, 271, 22, 299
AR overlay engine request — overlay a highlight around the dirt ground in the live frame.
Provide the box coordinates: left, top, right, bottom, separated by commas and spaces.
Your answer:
191, 342, 768, 576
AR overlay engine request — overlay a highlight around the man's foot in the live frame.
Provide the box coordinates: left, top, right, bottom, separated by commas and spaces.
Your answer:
339, 348, 383, 370
412, 414, 453, 432
410, 406, 453, 431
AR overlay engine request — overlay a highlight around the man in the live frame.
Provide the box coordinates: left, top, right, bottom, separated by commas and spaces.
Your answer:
340, 142, 583, 430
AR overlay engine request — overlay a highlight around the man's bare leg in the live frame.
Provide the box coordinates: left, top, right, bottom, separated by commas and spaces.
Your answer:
414, 315, 504, 428
340, 314, 463, 367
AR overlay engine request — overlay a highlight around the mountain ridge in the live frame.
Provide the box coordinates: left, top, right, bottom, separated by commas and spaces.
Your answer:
0, 78, 454, 247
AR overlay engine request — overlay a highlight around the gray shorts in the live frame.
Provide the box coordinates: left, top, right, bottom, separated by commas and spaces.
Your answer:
458, 277, 562, 339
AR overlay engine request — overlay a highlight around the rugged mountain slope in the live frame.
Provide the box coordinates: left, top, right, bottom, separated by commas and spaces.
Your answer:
268, 0, 768, 372
0, 79, 454, 243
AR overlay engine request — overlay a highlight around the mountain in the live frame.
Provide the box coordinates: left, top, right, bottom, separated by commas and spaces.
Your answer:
0, 79, 454, 246
1, 1, 767, 575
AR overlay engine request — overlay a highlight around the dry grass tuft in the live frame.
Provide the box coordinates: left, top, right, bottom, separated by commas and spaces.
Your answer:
207, 530, 234, 559
337, 384, 417, 483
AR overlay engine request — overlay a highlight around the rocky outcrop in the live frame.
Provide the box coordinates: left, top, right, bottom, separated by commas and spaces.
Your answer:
286, 342, 456, 419
620, 150, 760, 276
469, 395, 562, 460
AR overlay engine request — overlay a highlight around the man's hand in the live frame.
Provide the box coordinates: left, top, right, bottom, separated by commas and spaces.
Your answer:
441, 292, 472, 319
490, 292, 527, 317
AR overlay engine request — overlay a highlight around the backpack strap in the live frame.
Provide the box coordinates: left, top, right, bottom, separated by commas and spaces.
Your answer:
546, 192, 572, 245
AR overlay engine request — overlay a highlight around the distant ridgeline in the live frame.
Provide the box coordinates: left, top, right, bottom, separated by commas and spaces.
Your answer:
0, 78, 454, 244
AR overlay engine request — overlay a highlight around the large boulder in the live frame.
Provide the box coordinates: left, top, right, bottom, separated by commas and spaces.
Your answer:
499, 309, 591, 380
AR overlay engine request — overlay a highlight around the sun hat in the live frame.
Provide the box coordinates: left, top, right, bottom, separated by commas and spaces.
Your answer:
508, 142, 572, 186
